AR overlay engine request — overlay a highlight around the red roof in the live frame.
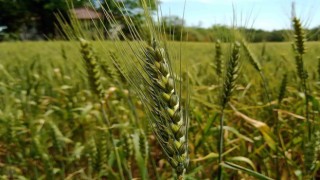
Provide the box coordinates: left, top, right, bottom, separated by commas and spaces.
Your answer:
72, 7, 102, 20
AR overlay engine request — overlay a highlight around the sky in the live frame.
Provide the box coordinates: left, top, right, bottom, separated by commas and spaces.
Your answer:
159, 0, 320, 30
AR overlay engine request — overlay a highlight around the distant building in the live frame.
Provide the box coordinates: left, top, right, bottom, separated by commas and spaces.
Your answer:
71, 7, 122, 40
72, 7, 102, 20
67, 7, 103, 39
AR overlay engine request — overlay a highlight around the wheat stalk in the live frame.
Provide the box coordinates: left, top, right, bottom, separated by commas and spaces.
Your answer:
291, 16, 318, 179
317, 57, 320, 81
219, 42, 241, 180
292, 17, 311, 141
278, 74, 288, 105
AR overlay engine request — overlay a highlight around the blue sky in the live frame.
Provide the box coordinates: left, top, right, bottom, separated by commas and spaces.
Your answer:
159, 0, 320, 30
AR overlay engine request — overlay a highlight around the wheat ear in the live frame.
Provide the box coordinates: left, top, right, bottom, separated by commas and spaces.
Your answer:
221, 42, 241, 109
292, 16, 318, 179
79, 38, 104, 98
292, 17, 306, 55
241, 40, 273, 109
144, 42, 189, 177
241, 40, 262, 72
80, 38, 125, 180
218, 42, 241, 180
214, 39, 223, 78
96, 0, 189, 177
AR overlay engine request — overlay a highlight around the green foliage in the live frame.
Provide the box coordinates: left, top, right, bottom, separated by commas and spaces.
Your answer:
0, 0, 87, 38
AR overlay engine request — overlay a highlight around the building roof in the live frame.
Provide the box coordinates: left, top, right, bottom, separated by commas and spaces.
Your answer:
72, 7, 102, 20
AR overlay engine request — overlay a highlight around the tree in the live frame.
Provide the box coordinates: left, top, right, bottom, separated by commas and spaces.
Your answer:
0, 0, 29, 33
0, 0, 87, 38
266, 30, 286, 42
161, 16, 186, 41
98, 0, 157, 39
307, 26, 320, 41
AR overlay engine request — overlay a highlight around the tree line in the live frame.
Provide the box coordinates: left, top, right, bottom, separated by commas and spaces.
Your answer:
161, 18, 320, 42
0, 0, 155, 40
0, 0, 319, 42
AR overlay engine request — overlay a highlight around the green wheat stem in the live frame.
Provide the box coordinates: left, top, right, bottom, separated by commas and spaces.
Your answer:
303, 77, 311, 141
218, 109, 225, 180
276, 73, 288, 179
296, 55, 310, 141
301, 70, 310, 141
101, 103, 125, 180
317, 57, 320, 81
258, 71, 279, 179
258, 72, 272, 110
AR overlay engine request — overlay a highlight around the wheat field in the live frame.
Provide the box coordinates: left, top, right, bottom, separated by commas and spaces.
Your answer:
0, 38, 319, 179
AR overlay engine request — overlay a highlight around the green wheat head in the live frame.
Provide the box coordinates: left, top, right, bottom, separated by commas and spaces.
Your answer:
97, 131, 108, 172
292, 17, 308, 79
138, 130, 149, 164
123, 132, 134, 159
221, 42, 241, 108
87, 137, 98, 173
215, 39, 223, 77
110, 52, 128, 84
241, 40, 262, 72
144, 41, 189, 175
79, 38, 105, 99
100, 58, 117, 82
292, 17, 306, 55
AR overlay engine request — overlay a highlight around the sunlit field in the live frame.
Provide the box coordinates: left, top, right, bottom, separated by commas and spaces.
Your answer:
0, 40, 319, 179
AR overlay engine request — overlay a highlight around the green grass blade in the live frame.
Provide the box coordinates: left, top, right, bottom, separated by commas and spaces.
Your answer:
221, 161, 274, 180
